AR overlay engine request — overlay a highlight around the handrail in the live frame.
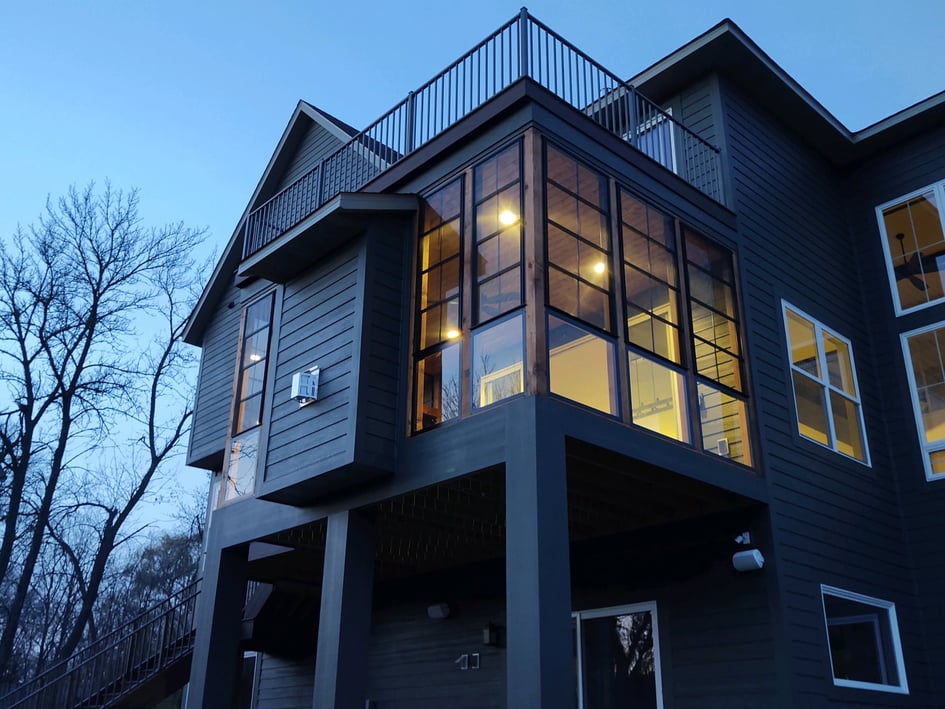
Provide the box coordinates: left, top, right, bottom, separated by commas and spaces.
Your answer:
243, 8, 723, 259
0, 578, 201, 709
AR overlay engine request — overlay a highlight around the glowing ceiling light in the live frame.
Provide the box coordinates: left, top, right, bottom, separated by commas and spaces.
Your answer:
446, 329, 461, 339
498, 210, 518, 226
593, 261, 606, 274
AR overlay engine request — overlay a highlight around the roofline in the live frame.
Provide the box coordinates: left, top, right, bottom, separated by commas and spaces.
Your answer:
628, 18, 944, 165
183, 101, 357, 345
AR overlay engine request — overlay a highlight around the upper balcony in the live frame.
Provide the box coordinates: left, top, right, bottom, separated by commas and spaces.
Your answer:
242, 9, 724, 261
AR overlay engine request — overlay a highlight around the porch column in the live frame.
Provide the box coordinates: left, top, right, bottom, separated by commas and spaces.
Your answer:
312, 509, 375, 709
505, 410, 574, 708
186, 542, 248, 708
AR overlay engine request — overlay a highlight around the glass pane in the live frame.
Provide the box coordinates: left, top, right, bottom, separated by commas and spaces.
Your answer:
884, 191, 945, 309
422, 180, 462, 232
548, 224, 579, 274
929, 449, 945, 476
824, 593, 900, 687
581, 612, 658, 709
626, 267, 678, 321
792, 372, 829, 445
823, 334, 856, 396
244, 298, 273, 335
830, 392, 867, 461
691, 302, 739, 355
415, 344, 461, 430
473, 314, 525, 409
548, 316, 617, 415
687, 268, 735, 317
918, 383, 945, 445
693, 338, 742, 391
223, 429, 260, 502
548, 268, 610, 332
236, 393, 263, 433
243, 328, 270, 365
419, 298, 461, 350
786, 310, 820, 376
627, 309, 680, 363
685, 228, 733, 284
240, 361, 267, 400
630, 352, 689, 442
478, 226, 521, 279
697, 382, 751, 465
623, 230, 677, 286
474, 142, 519, 198
478, 267, 521, 321
546, 144, 604, 207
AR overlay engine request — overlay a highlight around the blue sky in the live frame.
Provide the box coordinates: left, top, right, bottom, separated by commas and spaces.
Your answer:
1, 0, 941, 522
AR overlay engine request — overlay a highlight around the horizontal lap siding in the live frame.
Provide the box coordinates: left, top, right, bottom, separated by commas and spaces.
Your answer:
722, 78, 927, 704
188, 280, 268, 469
254, 653, 314, 708
846, 123, 945, 698
264, 245, 361, 484
274, 121, 347, 193
355, 227, 408, 469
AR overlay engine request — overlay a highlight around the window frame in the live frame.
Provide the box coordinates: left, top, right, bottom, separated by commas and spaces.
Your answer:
820, 585, 908, 695
573, 601, 664, 709
876, 180, 945, 316
900, 320, 945, 481
781, 301, 870, 465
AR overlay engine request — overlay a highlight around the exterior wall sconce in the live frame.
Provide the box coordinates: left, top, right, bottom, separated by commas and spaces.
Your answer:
732, 549, 765, 572
290, 366, 320, 406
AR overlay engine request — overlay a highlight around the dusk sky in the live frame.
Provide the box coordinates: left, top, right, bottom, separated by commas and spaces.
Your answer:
1, 0, 941, 522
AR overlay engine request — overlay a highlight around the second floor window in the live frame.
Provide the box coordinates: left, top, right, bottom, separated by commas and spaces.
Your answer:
221, 291, 276, 504
877, 180, 945, 314
901, 322, 945, 480
782, 303, 868, 463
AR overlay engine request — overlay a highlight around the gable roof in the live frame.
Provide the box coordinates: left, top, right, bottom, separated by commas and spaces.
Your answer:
184, 102, 356, 345
629, 19, 945, 166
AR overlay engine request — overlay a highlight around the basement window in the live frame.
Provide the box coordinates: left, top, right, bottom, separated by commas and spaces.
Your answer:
821, 585, 908, 694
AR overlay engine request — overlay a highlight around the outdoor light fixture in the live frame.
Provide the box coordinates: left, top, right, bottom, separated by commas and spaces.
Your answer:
290, 366, 320, 406
732, 549, 765, 572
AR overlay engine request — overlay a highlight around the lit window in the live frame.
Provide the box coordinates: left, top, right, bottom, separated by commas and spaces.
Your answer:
877, 181, 945, 314
548, 315, 617, 416
821, 586, 908, 694
472, 313, 525, 409
901, 322, 945, 480
782, 303, 868, 463
221, 292, 275, 505
573, 602, 663, 709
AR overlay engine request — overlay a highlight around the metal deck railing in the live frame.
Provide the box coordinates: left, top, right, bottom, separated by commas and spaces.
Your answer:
243, 8, 723, 258
0, 579, 201, 709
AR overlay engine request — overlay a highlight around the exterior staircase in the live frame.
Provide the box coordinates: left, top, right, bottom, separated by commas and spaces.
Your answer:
0, 579, 200, 709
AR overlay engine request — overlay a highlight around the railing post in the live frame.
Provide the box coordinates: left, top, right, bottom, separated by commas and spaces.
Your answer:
518, 7, 529, 78
628, 85, 638, 148
314, 159, 325, 211
405, 91, 416, 154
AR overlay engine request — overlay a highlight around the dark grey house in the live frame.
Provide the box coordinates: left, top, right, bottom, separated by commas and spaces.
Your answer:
181, 10, 945, 708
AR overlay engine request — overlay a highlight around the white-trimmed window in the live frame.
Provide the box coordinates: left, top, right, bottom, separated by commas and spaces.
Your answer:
820, 585, 908, 694
573, 602, 663, 709
901, 321, 945, 480
877, 180, 945, 315
782, 303, 869, 463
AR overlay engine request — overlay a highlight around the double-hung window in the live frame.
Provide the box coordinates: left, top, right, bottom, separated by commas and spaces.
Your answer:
782, 303, 868, 463
901, 322, 945, 479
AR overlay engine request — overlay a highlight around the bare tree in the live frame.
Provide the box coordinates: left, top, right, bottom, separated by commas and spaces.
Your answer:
0, 183, 205, 679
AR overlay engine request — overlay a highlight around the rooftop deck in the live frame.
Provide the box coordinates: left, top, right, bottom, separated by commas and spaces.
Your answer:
243, 8, 723, 259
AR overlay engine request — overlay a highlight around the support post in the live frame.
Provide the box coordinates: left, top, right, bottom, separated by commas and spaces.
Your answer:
518, 7, 530, 79
312, 509, 376, 709
186, 543, 248, 708
505, 404, 574, 708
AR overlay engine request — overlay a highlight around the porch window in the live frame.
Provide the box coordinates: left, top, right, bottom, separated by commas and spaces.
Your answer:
901, 322, 945, 479
782, 303, 868, 463
221, 291, 275, 505
820, 585, 908, 694
877, 181, 945, 314
573, 602, 663, 709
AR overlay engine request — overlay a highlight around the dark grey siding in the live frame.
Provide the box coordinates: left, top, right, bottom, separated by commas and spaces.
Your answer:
254, 653, 314, 708
720, 78, 929, 704
846, 121, 945, 699
262, 242, 362, 486
188, 278, 270, 469
353, 225, 409, 469
274, 120, 347, 193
